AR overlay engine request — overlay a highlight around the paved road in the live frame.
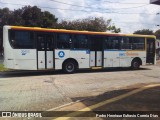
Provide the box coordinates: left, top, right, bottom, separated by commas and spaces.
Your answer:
0, 63, 160, 120
51, 84, 160, 120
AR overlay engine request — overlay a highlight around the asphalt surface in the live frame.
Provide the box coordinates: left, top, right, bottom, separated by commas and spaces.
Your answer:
0, 61, 160, 120
51, 84, 160, 120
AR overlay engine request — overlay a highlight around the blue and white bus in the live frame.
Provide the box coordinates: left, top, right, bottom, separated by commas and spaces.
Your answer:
3, 25, 156, 73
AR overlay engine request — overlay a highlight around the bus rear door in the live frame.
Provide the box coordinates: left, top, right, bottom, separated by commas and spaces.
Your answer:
90, 36, 104, 68
146, 38, 155, 64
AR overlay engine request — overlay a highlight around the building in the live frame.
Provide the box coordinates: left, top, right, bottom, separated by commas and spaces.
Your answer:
150, 0, 160, 5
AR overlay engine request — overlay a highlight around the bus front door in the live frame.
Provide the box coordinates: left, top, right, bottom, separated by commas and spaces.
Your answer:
146, 38, 155, 64
90, 36, 103, 67
37, 34, 54, 70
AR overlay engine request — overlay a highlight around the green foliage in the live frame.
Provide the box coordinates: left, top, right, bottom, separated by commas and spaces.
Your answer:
0, 64, 8, 71
0, 6, 58, 28
57, 17, 121, 32
155, 29, 160, 39
42, 11, 58, 28
133, 29, 160, 39
133, 29, 154, 35
107, 25, 121, 33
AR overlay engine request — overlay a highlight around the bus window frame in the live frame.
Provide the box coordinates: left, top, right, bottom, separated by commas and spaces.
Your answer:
131, 37, 145, 51
104, 36, 121, 50
120, 36, 133, 50
35, 32, 56, 51
9, 29, 36, 49
56, 33, 72, 49
72, 34, 90, 50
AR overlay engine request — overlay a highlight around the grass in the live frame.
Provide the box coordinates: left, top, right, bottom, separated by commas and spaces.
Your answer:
0, 64, 9, 71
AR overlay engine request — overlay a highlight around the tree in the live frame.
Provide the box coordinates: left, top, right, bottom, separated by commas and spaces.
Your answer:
0, 6, 58, 27
155, 29, 160, 39
133, 29, 154, 35
22, 6, 42, 27
57, 17, 121, 33
42, 11, 58, 28
0, 8, 13, 54
21, 6, 58, 28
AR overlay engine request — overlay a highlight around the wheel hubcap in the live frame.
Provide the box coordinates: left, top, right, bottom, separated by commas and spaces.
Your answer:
66, 63, 74, 72
134, 62, 138, 68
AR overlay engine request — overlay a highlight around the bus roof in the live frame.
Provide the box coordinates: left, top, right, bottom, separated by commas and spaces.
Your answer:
6, 25, 156, 38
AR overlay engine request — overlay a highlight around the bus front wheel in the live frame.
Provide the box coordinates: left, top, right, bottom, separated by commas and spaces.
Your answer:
131, 59, 140, 70
63, 60, 77, 73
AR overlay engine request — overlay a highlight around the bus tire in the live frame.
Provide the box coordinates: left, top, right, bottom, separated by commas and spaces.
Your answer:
63, 60, 77, 73
131, 59, 140, 70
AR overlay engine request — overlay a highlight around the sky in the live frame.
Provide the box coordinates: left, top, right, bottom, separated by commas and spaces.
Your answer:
0, 0, 160, 33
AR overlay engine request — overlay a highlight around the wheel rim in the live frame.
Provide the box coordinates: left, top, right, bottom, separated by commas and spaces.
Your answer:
133, 61, 139, 68
66, 63, 74, 72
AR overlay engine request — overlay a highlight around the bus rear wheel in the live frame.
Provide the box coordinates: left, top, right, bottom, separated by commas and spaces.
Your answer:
131, 59, 140, 70
63, 60, 77, 73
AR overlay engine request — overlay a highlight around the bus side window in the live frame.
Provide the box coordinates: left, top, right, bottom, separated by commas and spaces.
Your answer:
104, 37, 120, 50
37, 36, 45, 50
9, 30, 35, 49
73, 34, 89, 49
132, 37, 145, 50
57, 34, 71, 49
120, 37, 132, 50
46, 36, 54, 50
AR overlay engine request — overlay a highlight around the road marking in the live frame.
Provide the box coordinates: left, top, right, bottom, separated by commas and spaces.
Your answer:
47, 99, 86, 111
53, 84, 160, 120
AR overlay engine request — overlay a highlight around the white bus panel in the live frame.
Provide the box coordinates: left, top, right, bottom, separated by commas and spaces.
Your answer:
70, 50, 90, 68
104, 51, 120, 67
55, 49, 70, 69
38, 51, 45, 69
96, 51, 102, 66
46, 51, 54, 69
90, 51, 95, 67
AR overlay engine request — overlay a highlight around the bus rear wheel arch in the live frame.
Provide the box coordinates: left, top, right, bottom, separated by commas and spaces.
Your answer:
131, 58, 142, 70
62, 59, 78, 73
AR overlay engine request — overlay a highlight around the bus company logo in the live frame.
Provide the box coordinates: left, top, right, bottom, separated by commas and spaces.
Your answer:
21, 50, 29, 55
126, 52, 139, 56
58, 51, 65, 58
86, 50, 90, 54
119, 52, 139, 57
119, 52, 126, 57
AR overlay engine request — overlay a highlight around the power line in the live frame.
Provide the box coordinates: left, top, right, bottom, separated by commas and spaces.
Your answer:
112, 4, 149, 10
103, 0, 148, 4
49, 0, 106, 10
0, 1, 157, 16
114, 22, 156, 26
49, 0, 150, 10
0, 1, 25, 7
